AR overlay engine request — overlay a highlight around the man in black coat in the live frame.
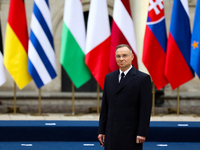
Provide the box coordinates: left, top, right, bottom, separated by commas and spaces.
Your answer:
98, 44, 152, 150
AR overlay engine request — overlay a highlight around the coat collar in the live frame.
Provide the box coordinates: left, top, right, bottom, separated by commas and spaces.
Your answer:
115, 66, 137, 94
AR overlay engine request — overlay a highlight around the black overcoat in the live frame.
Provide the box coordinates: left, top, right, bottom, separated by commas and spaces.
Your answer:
98, 67, 152, 150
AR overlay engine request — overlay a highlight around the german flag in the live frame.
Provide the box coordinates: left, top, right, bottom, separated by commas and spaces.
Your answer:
4, 0, 32, 89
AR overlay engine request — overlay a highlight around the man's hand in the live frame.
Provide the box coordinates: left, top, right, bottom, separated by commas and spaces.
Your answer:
136, 135, 146, 144
98, 134, 105, 147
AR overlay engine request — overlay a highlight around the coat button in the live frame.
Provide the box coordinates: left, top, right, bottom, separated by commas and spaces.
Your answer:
115, 106, 118, 109
114, 119, 117, 123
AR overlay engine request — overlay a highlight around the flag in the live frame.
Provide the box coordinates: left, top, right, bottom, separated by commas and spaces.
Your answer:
165, 0, 194, 90
190, 0, 200, 78
142, 0, 168, 90
0, 22, 6, 86
4, 0, 31, 89
85, 0, 111, 89
109, 0, 138, 71
28, 0, 57, 89
60, 0, 91, 88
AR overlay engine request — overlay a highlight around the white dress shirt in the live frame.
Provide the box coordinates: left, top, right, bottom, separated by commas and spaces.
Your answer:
118, 66, 132, 83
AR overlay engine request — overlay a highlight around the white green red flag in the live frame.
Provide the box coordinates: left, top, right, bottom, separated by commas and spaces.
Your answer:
60, 0, 91, 88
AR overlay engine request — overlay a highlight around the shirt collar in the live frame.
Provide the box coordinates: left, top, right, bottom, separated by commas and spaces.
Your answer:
119, 65, 132, 76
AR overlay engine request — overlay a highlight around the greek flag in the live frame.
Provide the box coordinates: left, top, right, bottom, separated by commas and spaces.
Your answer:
28, 0, 57, 89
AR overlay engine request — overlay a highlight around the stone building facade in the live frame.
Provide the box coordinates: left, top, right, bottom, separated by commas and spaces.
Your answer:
0, 0, 199, 94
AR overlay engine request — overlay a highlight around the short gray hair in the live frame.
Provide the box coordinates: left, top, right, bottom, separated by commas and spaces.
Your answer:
115, 44, 132, 53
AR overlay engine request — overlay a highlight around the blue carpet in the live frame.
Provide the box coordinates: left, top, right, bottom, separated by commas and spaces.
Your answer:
0, 121, 200, 150
0, 121, 99, 141
144, 142, 200, 150
148, 121, 200, 142
0, 121, 200, 142
0, 142, 103, 150
0, 142, 199, 150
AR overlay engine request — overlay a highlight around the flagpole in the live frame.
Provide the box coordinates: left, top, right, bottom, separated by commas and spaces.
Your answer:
97, 84, 100, 114
72, 82, 75, 115
38, 88, 41, 115
177, 87, 180, 115
14, 82, 17, 114
152, 83, 155, 116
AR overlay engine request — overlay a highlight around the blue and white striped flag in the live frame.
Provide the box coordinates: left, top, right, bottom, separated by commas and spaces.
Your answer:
28, 0, 57, 89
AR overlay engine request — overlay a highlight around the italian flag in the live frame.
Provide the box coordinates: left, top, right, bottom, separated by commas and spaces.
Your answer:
85, 0, 111, 89
60, 0, 91, 88
4, 0, 32, 89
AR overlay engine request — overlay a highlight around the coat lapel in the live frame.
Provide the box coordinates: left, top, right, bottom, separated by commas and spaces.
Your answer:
111, 70, 120, 91
116, 67, 137, 94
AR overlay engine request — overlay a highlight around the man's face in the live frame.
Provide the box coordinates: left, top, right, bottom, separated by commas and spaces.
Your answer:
115, 46, 133, 71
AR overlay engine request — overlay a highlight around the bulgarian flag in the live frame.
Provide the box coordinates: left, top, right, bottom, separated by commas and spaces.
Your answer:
4, 0, 32, 89
85, 0, 111, 89
109, 0, 138, 71
60, 0, 91, 88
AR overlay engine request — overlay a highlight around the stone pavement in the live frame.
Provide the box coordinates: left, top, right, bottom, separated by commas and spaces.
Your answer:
0, 113, 200, 121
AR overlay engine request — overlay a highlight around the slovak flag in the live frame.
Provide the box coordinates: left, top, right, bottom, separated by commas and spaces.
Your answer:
142, 0, 168, 90
165, 0, 194, 90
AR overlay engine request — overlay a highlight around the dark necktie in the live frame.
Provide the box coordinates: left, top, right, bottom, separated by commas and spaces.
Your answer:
119, 72, 125, 84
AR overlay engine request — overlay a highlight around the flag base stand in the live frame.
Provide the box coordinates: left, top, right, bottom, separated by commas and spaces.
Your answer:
30, 89, 49, 117
151, 113, 163, 117
30, 114, 48, 116
64, 113, 82, 116
89, 107, 98, 113
68, 112, 75, 116
167, 108, 183, 114
7, 106, 20, 113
